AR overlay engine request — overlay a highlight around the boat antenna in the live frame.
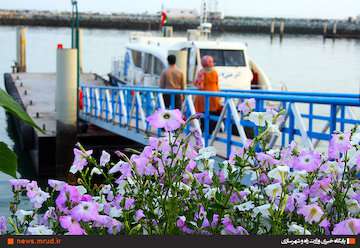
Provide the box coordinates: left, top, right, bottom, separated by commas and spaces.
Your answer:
199, 0, 212, 40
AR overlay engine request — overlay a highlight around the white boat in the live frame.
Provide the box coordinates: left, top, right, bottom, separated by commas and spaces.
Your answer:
110, 1, 272, 91
111, 32, 271, 91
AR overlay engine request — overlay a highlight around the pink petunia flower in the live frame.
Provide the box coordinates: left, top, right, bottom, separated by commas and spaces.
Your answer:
71, 201, 99, 222
328, 132, 352, 159
292, 150, 321, 172
70, 148, 93, 174
59, 216, 86, 235
332, 218, 360, 235
146, 109, 185, 132
9, 179, 30, 191
298, 204, 324, 223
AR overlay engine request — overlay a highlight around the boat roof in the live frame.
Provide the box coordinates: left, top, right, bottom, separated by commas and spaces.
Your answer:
126, 35, 248, 63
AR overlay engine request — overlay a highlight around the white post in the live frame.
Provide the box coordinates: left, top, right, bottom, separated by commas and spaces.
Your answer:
55, 48, 78, 175
16, 27, 27, 72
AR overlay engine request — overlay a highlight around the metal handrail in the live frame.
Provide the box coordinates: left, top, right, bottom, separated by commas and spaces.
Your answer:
80, 84, 360, 158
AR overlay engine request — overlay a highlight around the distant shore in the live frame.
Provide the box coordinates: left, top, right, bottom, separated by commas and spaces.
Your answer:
0, 9, 359, 36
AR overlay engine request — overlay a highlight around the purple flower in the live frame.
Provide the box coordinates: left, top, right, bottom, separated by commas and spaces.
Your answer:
146, 109, 185, 132
26, 181, 39, 199
135, 209, 145, 222
176, 216, 186, 228
230, 191, 248, 204
202, 218, 210, 228
56, 185, 82, 213
320, 219, 331, 235
332, 218, 360, 235
211, 214, 219, 228
70, 148, 93, 174
185, 160, 196, 172
292, 150, 321, 172
59, 216, 86, 235
222, 216, 248, 235
256, 152, 278, 167
328, 132, 352, 159
9, 179, 29, 191
194, 171, 213, 185
285, 195, 295, 212
71, 201, 99, 222
238, 98, 255, 115
124, 198, 135, 210
0, 216, 7, 234
100, 150, 111, 167
298, 204, 324, 223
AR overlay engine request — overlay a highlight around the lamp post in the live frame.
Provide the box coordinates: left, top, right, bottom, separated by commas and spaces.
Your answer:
71, 0, 80, 131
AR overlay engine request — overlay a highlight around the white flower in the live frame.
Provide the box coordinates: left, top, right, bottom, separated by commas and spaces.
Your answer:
30, 189, 50, 209
109, 161, 127, 174
346, 199, 360, 215
100, 151, 111, 167
109, 207, 123, 218
15, 210, 33, 224
268, 123, 280, 135
27, 225, 53, 235
291, 170, 308, 184
204, 187, 218, 200
248, 112, 273, 127
178, 182, 191, 192
116, 180, 128, 195
351, 132, 360, 145
234, 201, 255, 212
288, 223, 311, 235
252, 204, 274, 219
196, 146, 217, 160
48, 179, 66, 191
268, 166, 290, 183
264, 183, 282, 198
76, 186, 87, 195
91, 167, 103, 176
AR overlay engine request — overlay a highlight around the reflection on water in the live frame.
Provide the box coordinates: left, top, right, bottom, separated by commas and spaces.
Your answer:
0, 26, 359, 215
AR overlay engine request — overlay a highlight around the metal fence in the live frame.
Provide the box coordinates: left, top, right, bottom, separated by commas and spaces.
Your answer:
80, 84, 360, 158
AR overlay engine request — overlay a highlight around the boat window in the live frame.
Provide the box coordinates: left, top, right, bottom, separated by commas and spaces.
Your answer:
131, 50, 142, 68
200, 49, 246, 67
153, 57, 164, 76
144, 53, 153, 74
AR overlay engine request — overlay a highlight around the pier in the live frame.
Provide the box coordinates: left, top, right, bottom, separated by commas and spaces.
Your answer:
1, 9, 360, 37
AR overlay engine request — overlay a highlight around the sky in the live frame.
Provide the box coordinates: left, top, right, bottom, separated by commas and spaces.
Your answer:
0, 0, 359, 19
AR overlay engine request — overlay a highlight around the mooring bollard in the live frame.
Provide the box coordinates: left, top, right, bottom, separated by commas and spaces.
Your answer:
270, 20, 275, 38
332, 21, 337, 36
55, 46, 78, 176
16, 27, 27, 72
280, 21, 285, 38
323, 21, 328, 36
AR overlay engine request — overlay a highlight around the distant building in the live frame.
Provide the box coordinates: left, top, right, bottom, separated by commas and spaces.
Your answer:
163, 8, 199, 21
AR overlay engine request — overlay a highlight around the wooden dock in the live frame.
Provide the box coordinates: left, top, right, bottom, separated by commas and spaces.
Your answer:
4, 72, 144, 178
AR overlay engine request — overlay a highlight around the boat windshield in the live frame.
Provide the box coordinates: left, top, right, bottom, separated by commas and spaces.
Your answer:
200, 49, 246, 67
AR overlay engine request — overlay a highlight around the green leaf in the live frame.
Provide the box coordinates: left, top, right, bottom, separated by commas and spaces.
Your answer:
0, 142, 17, 178
0, 88, 43, 132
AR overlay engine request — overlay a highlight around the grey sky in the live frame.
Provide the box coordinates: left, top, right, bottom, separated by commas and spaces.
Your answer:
0, 0, 359, 19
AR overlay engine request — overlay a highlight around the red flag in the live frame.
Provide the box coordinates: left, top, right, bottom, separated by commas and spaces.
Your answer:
161, 11, 168, 27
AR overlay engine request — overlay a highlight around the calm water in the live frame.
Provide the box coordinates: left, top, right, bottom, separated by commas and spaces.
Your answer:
0, 26, 359, 215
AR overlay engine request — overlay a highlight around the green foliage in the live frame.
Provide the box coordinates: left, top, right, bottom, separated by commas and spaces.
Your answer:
0, 88, 42, 132
0, 88, 42, 177
0, 142, 17, 178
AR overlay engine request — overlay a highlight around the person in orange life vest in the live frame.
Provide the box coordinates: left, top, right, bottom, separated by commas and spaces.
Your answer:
194, 55, 221, 133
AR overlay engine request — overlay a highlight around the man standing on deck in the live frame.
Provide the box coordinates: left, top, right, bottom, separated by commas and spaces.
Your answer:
160, 54, 185, 110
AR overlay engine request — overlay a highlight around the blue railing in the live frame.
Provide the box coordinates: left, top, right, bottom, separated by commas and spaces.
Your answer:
80, 84, 360, 158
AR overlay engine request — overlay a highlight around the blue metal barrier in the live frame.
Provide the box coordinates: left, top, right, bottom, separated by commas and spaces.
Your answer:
80, 84, 360, 158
